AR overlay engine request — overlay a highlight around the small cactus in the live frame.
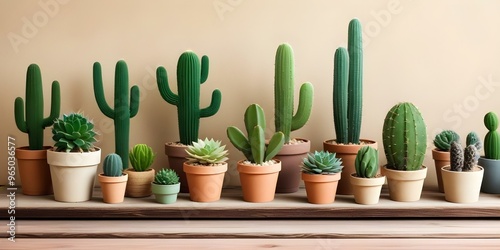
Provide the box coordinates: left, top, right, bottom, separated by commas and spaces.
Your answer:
51, 113, 97, 152
103, 153, 123, 177
227, 104, 285, 164
129, 144, 155, 172
463, 145, 479, 172
466, 131, 482, 150
433, 130, 460, 151
484, 112, 500, 160
354, 146, 379, 178
450, 141, 464, 171
154, 169, 179, 185
302, 151, 343, 174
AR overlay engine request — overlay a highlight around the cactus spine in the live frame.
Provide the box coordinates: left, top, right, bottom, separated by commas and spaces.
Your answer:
333, 18, 363, 144
103, 153, 124, 177
157, 51, 221, 145
93, 60, 140, 169
14, 64, 61, 150
354, 146, 379, 178
484, 112, 500, 160
382, 102, 427, 171
274, 43, 313, 143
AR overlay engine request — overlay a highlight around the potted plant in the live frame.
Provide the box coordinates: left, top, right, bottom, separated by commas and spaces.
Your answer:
98, 153, 128, 204
272, 43, 314, 193
47, 113, 101, 202
441, 141, 484, 203
151, 168, 180, 204
301, 151, 343, 204
479, 112, 500, 193
156, 50, 221, 193
184, 138, 229, 202
93, 60, 140, 170
350, 146, 385, 205
432, 130, 460, 192
124, 144, 155, 197
14, 64, 60, 195
227, 104, 285, 203
323, 19, 377, 195
382, 102, 427, 202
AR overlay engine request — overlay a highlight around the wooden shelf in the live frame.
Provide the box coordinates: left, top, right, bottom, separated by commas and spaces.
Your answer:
2, 186, 500, 219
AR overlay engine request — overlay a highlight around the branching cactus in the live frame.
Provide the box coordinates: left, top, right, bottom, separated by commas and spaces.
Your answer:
93, 60, 140, 169
354, 146, 379, 178
227, 104, 285, 164
274, 43, 313, 143
382, 103, 427, 171
484, 112, 500, 160
433, 130, 460, 151
450, 141, 464, 171
14, 64, 61, 150
333, 18, 363, 144
103, 153, 124, 177
157, 51, 222, 145
466, 131, 482, 150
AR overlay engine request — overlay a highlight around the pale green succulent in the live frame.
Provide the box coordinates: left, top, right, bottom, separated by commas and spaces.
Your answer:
302, 151, 343, 174
186, 138, 229, 165
154, 169, 179, 185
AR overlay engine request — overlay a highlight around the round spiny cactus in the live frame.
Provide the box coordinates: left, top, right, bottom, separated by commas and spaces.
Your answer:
154, 169, 179, 185
302, 151, 343, 174
52, 113, 97, 152
103, 153, 123, 177
466, 131, 482, 150
129, 144, 155, 171
186, 138, 229, 165
433, 130, 459, 151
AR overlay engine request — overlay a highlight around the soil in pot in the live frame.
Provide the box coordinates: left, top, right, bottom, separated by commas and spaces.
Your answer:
382, 165, 427, 202
441, 166, 483, 203
273, 138, 310, 193
165, 142, 189, 193
302, 172, 340, 204
237, 160, 281, 203
184, 162, 227, 202
432, 149, 450, 193
124, 168, 155, 198
349, 173, 386, 205
16, 146, 53, 195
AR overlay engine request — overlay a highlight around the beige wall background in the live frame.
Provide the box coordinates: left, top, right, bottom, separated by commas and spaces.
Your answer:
1, 0, 500, 188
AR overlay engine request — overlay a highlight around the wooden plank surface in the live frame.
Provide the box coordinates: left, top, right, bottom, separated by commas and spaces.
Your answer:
2, 186, 500, 219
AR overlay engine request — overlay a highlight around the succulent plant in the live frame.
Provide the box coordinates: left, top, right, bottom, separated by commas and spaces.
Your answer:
333, 19, 363, 144
93, 60, 140, 169
227, 104, 285, 165
15, 64, 61, 150
103, 153, 123, 177
302, 151, 343, 174
186, 138, 229, 165
450, 141, 479, 172
382, 102, 427, 171
51, 113, 97, 152
129, 144, 155, 171
274, 43, 313, 143
157, 51, 221, 146
484, 112, 500, 160
466, 131, 482, 150
433, 130, 460, 151
354, 146, 379, 178
154, 168, 180, 185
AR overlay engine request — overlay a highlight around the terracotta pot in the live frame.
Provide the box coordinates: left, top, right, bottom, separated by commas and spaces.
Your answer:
349, 173, 386, 205
273, 138, 310, 193
98, 173, 128, 204
432, 148, 450, 193
151, 182, 180, 204
124, 168, 155, 198
47, 148, 101, 202
184, 162, 227, 202
323, 139, 377, 195
441, 166, 483, 203
302, 172, 341, 204
165, 143, 189, 193
479, 157, 500, 194
15, 146, 53, 195
237, 160, 281, 203
383, 165, 427, 202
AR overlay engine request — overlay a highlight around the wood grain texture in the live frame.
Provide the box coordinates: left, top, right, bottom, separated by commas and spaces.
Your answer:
2, 186, 500, 219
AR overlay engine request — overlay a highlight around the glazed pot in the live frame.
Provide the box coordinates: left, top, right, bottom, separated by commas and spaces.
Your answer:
478, 157, 500, 194
237, 160, 281, 203
432, 148, 450, 193
15, 146, 52, 195
165, 143, 189, 193
151, 182, 180, 204
349, 173, 386, 205
382, 165, 427, 202
302, 172, 341, 204
184, 162, 227, 202
273, 138, 310, 193
441, 166, 483, 203
323, 139, 377, 195
124, 168, 155, 198
98, 173, 128, 204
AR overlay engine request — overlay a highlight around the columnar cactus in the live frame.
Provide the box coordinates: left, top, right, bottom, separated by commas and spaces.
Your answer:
463, 145, 479, 171
484, 112, 500, 160
450, 141, 464, 172
14, 64, 61, 150
274, 43, 313, 143
333, 19, 363, 144
156, 51, 221, 145
93, 60, 140, 169
354, 146, 379, 178
433, 130, 460, 151
103, 153, 124, 177
382, 102, 427, 171
227, 104, 285, 164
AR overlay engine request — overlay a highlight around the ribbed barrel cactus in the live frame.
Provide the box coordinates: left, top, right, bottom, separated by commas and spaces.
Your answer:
103, 153, 123, 177
382, 103, 427, 171
484, 112, 500, 160
129, 144, 155, 172
302, 151, 343, 174
51, 113, 97, 152
354, 146, 379, 178
433, 130, 459, 151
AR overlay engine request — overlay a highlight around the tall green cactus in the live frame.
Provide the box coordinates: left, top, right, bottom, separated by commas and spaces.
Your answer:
227, 104, 285, 164
333, 18, 363, 144
484, 112, 500, 160
156, 51, 221, 145
14, 64, 61, 150
93, 60, 140, 169
382, 102, 427, 171
103, 153, 124, 177
274, 43, 313, 143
